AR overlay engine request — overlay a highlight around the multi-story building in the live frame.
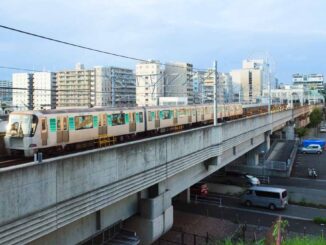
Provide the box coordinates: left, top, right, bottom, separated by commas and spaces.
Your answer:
262, 84, 324, 107
0, 80, 12, 105
136, 60, 164, 106
230, 59, 268, 103
56, 63, 94, 108
33, 72, 56, 110
220, 73, 234, 103
94, 66, 135, 107
164, 62, 194, 104
12, 72, 56, 110
292, 74, 324, 92
12, 73, 33, 110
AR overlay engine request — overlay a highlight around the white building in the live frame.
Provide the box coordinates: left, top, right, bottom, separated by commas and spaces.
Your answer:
33, 72, 56, 110
292, 73, 324, 92
136, 61, 164, 106
230, 59, 270, 103
12, 73, 33, 110
262, 84, 324, 107
159, 97, 188, 106
13, 72, 56, 110
164, 62, 194, 104
220, 73, 234, 103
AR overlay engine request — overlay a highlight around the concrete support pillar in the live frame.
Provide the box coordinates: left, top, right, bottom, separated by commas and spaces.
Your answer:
125, 189, 173, 245
283, 125, 295, 140
246, 150, 259, 166
177, 188, 191, 203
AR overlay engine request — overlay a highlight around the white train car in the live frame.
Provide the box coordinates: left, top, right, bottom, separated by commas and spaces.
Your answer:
145, 105, 196, 131
5, 107, 146, 157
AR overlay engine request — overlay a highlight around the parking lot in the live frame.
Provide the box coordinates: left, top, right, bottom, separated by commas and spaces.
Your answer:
291, 131, 326, 179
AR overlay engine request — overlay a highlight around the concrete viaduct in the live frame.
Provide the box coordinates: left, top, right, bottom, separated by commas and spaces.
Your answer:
0, 105, 317, 245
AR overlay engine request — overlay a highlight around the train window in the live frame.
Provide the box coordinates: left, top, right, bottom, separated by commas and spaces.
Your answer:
139, 112, 143, 123
112, 113, 125, 126
160, 110, 171, 120
63, 117, 68, 130
148, 111, 152, 121
30, 115, 38, 136
57, 117, 62, 131
125, 113, 129, 124
75, 115, 93, 130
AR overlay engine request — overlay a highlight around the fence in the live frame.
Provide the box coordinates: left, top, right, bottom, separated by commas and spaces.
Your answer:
157, 229, 211, 245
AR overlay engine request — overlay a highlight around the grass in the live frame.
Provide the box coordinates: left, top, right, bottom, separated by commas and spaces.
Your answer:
283, 236, 326, 245
288, 198, 326, 209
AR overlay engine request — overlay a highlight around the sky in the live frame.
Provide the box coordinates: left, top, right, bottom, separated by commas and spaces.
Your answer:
1, 0, 326, 83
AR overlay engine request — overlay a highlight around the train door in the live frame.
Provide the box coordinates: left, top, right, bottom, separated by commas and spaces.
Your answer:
98, 113, 107, 135
62, 116, 69, 142
155, 110, 160, 128
129, 112, 136, 132
57, 116, 69, 144
173, 109, 178, 125
40, 117, 48, 146
188, 109, 192, 123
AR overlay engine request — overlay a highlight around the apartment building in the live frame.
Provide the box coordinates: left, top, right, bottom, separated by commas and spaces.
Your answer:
12, 73, 34, 110
164, 62, 194, 104
33, 72, 56, 110
136, 61, 164, 106
56, 63, 94, 108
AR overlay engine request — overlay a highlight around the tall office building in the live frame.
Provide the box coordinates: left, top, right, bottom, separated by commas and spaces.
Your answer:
136, 60, 164, 106
0, 80, 12, 105
292, 74, 324, 92
164, 62, 194, 104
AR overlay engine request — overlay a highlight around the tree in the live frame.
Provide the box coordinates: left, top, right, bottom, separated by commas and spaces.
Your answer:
295, 127, 308, 143
310, 108, 323, 135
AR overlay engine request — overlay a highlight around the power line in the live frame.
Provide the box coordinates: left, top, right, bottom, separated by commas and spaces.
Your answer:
0, 24, 207, 71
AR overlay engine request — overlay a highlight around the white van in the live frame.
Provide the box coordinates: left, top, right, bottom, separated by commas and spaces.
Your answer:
241, 186, 288, 210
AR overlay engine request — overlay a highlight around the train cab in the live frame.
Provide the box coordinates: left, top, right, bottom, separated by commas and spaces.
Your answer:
4, 112, 40, 157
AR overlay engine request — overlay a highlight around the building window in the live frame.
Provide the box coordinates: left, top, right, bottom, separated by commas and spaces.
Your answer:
251, 138, 254, 145
233, 146, 236, 155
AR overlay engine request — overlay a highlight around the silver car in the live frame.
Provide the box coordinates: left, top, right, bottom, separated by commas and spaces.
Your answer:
300, 144, 322, 154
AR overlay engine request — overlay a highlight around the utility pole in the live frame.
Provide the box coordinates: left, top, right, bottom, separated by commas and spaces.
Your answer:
267, 63, 271, 114
214, 60, 218, 126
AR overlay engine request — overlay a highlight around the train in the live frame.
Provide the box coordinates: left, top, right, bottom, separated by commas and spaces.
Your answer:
4, 103, 287, 157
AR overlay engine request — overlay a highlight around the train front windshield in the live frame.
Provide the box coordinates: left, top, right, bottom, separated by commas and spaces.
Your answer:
6, 114, 38, 137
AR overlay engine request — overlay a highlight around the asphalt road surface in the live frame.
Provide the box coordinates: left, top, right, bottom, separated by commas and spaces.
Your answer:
174, 193, 326, 236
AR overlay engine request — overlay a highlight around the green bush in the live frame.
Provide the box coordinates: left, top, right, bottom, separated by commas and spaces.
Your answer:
313, 216, 326, 224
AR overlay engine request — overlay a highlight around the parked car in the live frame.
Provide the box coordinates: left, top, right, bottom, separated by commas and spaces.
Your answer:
299, 144, 323, 154
190, 182, 208, 197
216, 171, 260, 187
320, 126, 326, 133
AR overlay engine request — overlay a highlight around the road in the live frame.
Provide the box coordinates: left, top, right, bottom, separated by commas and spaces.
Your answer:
174, 193, 326, 236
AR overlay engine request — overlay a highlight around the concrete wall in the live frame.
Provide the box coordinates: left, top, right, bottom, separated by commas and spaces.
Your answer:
0, 108, 312, 244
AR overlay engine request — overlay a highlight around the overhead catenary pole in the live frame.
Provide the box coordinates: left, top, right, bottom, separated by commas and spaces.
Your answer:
214, 60, 218, 126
